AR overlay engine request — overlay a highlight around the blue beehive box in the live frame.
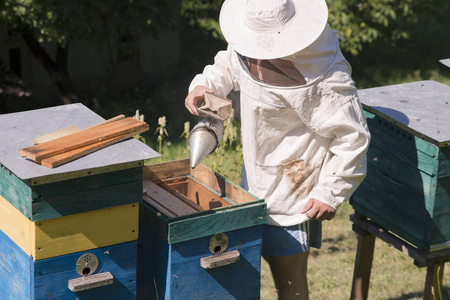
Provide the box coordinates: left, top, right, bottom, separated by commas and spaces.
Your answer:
351, 81, 450, 254
0, 229, 138, 299
137, 160, 266, 299
0, 104, 159, 299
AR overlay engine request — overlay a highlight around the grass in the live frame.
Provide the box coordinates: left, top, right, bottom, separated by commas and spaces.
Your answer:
262, 202, 450, 300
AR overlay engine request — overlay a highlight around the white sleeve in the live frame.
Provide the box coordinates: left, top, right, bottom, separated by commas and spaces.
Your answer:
308, 96, 370, 209
188, 45, 240, 96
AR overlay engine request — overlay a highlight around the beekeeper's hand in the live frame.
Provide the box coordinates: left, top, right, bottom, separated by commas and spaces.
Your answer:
301, 198, 336, 221
185, 86, 215, 116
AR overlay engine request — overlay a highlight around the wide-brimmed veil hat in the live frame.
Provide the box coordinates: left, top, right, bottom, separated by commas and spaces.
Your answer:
219, 0, 328, 60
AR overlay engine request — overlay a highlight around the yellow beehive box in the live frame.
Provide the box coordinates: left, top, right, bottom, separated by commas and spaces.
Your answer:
0, 195, 138, 260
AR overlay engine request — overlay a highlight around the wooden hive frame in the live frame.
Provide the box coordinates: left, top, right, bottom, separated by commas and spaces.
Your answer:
140, 159, 266, 244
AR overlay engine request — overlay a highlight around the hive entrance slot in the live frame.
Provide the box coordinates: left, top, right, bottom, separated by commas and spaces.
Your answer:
75, 253, 99, 277
208, 233, 229, 254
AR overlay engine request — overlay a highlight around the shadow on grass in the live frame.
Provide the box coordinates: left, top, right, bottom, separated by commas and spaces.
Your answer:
387, 287, 450, 300
322, 234, 347, 244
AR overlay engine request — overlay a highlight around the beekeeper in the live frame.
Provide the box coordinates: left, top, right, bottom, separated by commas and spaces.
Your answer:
185, 0, 370, 298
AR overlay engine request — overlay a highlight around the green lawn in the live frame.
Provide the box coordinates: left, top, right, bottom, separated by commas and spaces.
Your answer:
262, 202, 450, 299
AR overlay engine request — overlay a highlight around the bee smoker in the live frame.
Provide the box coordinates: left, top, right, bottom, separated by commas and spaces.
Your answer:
189, 118, 224, 169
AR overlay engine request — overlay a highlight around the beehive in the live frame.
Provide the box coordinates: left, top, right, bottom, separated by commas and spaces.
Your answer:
0, 103, 159, 299
137, 159, 266, 299
351, 80, 450, 253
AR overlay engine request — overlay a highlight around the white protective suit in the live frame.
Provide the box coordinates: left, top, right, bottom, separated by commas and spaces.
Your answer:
189, 24, 370, 226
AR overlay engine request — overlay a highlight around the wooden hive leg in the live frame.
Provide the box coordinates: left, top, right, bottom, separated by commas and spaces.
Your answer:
424, 263, 445, 300
350, 214, 376, 300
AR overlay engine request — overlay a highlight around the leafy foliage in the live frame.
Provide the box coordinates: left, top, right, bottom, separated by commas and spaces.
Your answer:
181, 0, 449, 63
0, 0, 173, 51
181, 0, 223, 39
180, 0, 439, 57
342, 0, 450, 88
327, 0, 431, 56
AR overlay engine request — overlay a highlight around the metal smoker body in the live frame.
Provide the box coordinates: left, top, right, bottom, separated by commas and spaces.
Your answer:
189, 118, 224, 169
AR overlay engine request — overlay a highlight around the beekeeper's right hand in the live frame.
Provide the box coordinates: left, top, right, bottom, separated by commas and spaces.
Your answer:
185, 86, 215, 116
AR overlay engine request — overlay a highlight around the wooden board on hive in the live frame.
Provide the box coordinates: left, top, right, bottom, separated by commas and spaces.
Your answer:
0, 103, 159, 184
143, 180, 200, 217
40, 131, 140, 168
0, 103, 159, 221
32, 114, 126, 145
19, 117, 148, 164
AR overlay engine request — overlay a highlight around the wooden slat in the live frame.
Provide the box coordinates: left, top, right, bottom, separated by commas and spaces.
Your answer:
88, 114, 126, 128
40, 126, 146, 168
143, 194, 177, 218
32, 126, 80, 145
167, 202, 266, 244
192, 163, 254, 204
158, 179, 206, 212
143, 179, 198, 217
68, 272, 114, 292
32, 115, 126, 145
350, 214, 428, 265
143, 159, 191, 182
200, 250, 240, 269
19, 117, 148, 163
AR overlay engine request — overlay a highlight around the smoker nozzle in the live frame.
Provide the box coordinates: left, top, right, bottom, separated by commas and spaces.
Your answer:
189, 118, 224, 169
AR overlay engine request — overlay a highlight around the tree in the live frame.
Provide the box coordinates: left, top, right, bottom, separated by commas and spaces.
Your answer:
326, 0, 450, 87
0, 0, 174, 104
182, 0, 441, 58
327, 0, 425, 56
